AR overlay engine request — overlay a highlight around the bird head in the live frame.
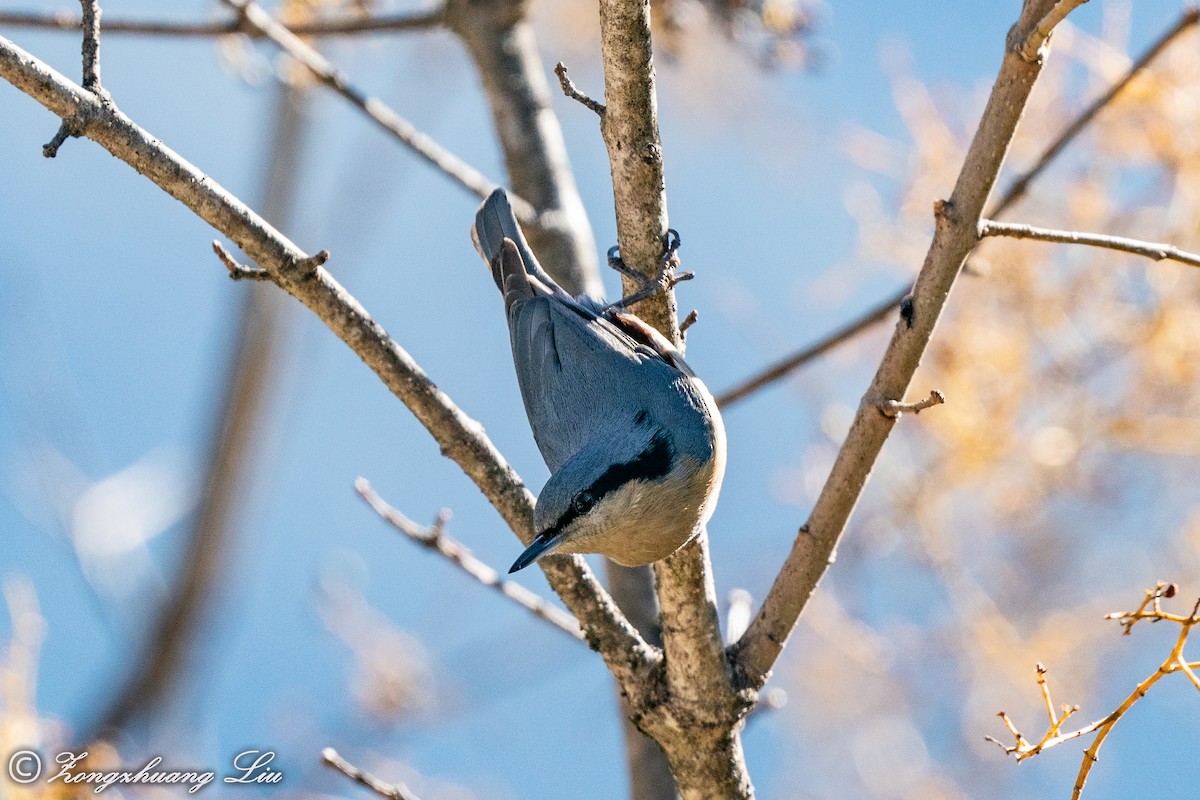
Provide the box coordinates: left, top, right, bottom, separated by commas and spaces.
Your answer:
509, 425, 719, 572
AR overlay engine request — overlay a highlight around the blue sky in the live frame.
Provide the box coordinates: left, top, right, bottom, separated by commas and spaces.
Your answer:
1, 2, 1196, 798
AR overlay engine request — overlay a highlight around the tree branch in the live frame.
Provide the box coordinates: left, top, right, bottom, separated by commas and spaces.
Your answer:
43, 0, 109, 158
988, 584, 1200, 800
593, 2, 751, 798
978, 220, 1200, 269
597, 0, 681, 341
78, 0, 100, 91
213, 240, 272, 280
0, 7, 447, 37
322, 749, 422, 800
356, 478, 585, 643
217, 0, 540, 225
731, 0, 1071, 691
0, 32, 657, 690
553, 61, 606, 117
877, 388, 945, 418
715, 5, 1200, 407
443, 4, 674, 793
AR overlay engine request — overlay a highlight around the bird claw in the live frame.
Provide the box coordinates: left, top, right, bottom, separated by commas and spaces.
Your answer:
603, 229, 688, 312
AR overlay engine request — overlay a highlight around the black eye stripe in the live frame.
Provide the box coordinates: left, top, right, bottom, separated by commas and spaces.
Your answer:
550, 434, 674, 532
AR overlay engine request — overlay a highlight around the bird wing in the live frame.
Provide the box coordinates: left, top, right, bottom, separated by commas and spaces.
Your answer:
490, 240, 608, 469
475, 188, 702, 472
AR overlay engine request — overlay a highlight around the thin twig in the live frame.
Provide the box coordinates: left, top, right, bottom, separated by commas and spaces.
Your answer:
716, 6, 1200, 408
877, 389, 945, 418
218, 0, 539, 224
979, 220, 1200, 269
988, 585, 1200, 800
715, 288, 905, 407
213, 240, 271, 281
78, 0, 101, 91
679, 309, 699, 337
553, 62, 606, 117
321, 748, 421, 800
356, 478, 585, 642
0, 8, 446, 37
295, 248, 330, 275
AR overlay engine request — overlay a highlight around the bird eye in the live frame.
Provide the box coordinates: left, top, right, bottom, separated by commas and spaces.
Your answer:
572, 492, 595, 515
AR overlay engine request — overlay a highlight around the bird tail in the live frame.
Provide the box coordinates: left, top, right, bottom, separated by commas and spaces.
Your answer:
471, 189, 544, 291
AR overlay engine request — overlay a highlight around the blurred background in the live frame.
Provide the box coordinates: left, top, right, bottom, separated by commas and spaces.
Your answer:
1, 1, 1199, 798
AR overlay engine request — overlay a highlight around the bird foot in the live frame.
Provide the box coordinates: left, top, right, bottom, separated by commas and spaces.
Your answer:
604, 229, 691, 312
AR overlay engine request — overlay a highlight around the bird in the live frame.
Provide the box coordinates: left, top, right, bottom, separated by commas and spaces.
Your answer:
470, 188, 726, 573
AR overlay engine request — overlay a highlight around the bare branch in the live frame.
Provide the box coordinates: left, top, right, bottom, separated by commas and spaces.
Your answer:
43, 0, 110, 158
554, 61, 606, 117
978, 220, 1200, 269
599, 0, 718, 701
78, 0, 101, 91
989, 585, 1200, 800
296, 248, 331, 275
321, 749, 421, 800
597, 0, 680, 341
42, 117, 81, 157
0, 32, 658, 689
877, 389, 945, 418
356, 478, 585, 643
733, 0, 1066, 691
217, 0, 539, 224
679, 309, 699, 337
717, 6, 1200, 408
0, 8, 446, 37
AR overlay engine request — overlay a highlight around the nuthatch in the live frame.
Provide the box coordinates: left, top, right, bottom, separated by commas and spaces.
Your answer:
471, 189, 726, 573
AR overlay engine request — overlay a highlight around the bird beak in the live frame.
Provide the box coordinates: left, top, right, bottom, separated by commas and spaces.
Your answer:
509, 530, 563, 573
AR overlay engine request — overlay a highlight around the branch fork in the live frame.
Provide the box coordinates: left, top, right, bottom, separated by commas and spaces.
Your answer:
44, 0, 113, 158
990, 583, 1200, 800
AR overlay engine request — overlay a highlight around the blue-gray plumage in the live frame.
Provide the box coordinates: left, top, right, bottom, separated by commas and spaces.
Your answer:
471, 189, 726, 572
